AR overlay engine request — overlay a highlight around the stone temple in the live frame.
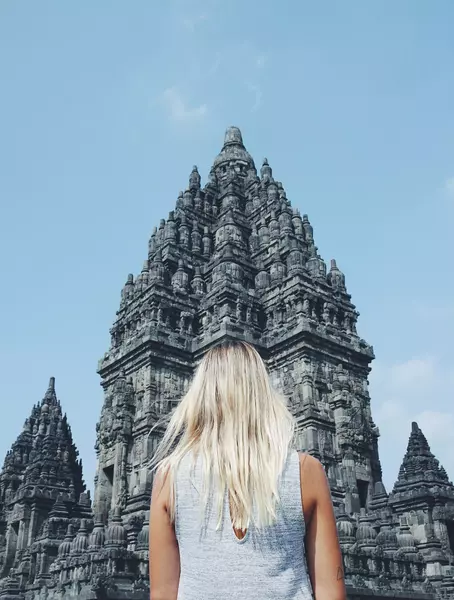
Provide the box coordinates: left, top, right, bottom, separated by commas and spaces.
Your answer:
1, 127, 454, 599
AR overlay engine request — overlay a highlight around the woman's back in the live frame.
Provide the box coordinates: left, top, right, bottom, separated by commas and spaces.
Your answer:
175, 450, 313, 600
149, 342, 346, 600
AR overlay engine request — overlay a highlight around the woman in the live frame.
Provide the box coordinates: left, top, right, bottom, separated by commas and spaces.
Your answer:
149, 341, 346, 600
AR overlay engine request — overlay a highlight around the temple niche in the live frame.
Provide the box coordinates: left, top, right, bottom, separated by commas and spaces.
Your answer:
1, 127, 454, 599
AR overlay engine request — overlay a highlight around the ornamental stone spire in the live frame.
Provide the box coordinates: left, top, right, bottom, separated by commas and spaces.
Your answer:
0, 378, 88, 504
393, 422, 452, 492
0, 378, 91, 584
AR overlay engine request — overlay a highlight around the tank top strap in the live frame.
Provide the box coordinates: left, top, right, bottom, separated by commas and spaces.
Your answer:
279, 450, 305, 520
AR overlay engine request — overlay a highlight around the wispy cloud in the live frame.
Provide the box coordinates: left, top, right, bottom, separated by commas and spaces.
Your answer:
182, 13, 208, 31
255, 54, 267, 69
159, 33, 268, 120
206, 52, 222, 78
161, 88, 207, 122
413, 301, 454, 321
445, 177, 454, 197
246, 82, 262, 112
247, 48, 267, 111
202, 43, 268, 80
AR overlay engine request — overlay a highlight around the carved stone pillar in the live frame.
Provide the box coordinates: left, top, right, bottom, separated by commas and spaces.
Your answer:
112, 437, 129, 513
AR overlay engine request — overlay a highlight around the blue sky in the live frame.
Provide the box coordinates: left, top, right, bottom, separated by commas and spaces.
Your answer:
0, 1, 453, 493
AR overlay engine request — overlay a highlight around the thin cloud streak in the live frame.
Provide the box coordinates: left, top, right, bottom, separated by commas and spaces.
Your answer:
161, 87, 207, 122
246, 82, 262, 112
182, 13, 208, 31
256, 54, 267, 69
445, 177, 454, 197
163, 38, 269, 119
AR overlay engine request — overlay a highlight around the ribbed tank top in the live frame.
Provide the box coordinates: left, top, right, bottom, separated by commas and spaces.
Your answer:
174, 450, 314, 600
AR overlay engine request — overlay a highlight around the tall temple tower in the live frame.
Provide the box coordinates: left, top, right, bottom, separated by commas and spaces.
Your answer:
94, 126, 381, 527
1, 127, 454, 599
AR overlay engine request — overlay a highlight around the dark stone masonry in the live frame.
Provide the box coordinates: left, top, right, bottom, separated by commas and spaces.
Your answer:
1, 127, 454, 599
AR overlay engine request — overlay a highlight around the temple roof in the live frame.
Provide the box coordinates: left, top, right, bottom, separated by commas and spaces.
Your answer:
102, 125, 370, 373
0, 377, 87, 506
392, 421, 452, 494
120, 127, 349, 307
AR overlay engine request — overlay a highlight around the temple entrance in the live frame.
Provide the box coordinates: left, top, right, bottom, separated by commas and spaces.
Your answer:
357, 480, 368, 510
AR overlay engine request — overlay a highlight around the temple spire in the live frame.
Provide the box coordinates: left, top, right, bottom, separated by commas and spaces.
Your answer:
42, 376, 57, 404
327, 259, 346, 292
212, 126, 256, 176
0, 378, 88, 505
392, 421, 452, 493
260, 158, 272, 181
189, 165, 201, 191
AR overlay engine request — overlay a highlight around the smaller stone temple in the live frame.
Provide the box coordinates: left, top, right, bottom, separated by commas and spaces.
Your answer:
0, 378, 92, 594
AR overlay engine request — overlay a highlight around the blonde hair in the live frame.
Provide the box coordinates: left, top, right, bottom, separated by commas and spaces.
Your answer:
150, 341, 295, 530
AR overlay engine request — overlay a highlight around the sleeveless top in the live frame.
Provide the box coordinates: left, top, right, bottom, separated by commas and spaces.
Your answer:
174, 450, 314, 600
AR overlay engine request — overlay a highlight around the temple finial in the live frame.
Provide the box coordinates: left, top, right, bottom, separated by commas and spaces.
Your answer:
189, 165, 201, 191
223, 126, 243, 146
260, 158, 272, 181
43, 376, 57, 403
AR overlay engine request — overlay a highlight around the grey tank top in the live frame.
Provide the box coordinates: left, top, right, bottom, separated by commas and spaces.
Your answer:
174, 450, 314, 600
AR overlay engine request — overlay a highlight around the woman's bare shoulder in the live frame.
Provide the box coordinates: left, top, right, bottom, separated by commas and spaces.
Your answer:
298, 451, 325, 476
298, 453, 329, 507
151, 466, 172, 509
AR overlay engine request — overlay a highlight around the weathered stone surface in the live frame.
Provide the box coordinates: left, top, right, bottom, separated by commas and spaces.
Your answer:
0, 378, 92, 597
1, 127, 453, 599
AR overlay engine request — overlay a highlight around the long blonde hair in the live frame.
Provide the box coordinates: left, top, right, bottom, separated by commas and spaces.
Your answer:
150, 341, 295, 530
